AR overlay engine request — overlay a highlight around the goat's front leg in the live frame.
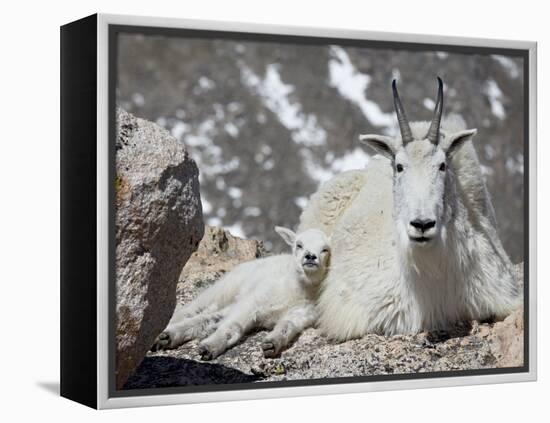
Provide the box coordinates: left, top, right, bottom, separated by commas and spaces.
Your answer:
261, 304, 317, 358
198, 304, 257, 360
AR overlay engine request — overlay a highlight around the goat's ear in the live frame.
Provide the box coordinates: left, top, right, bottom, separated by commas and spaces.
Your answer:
359, 134, 398, 160
274, 226, 296, 247
441, 129, 477, 157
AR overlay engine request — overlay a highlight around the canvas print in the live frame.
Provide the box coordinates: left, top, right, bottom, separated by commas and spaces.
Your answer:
113, 30, 526, 392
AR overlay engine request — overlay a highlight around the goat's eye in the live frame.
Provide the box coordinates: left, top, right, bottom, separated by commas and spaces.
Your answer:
396, 164, 404, 173
296, 243, 303, 250
439, 162, 446, 172
321, 248, 329, 254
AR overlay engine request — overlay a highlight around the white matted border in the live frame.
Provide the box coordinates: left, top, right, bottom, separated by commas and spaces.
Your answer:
96, 13, 537, 409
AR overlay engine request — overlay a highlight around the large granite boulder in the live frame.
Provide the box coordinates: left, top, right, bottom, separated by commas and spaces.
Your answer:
115, 108, 204, 389
124, 230, 524, 389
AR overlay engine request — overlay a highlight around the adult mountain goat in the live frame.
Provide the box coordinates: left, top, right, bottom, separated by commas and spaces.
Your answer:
299, 77, 521, 340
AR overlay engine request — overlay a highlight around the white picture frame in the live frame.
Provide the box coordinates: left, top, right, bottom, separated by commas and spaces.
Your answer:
61, 13, 537, 409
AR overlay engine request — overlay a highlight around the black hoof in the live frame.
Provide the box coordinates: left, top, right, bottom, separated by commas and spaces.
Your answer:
151, 332, 171, 351
198, 345, 214, 361
261, 341, 277, 358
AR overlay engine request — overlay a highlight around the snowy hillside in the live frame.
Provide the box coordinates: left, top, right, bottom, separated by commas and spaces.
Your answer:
117, 33, 525, 262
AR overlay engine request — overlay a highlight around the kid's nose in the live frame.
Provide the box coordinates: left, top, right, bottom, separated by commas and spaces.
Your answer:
305, 252, 317, 260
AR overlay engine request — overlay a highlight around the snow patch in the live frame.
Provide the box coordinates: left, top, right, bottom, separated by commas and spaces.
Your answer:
224, 122, 239, 137
294, 196, 309, 210
328, 46, 395, 129
131, 92, 145, 107
300, 148, 335, 185
176, 115, 242, 181
391, 68, 401, 81
207, 157, 240, 175
213, 103, 225, 120
330, 147, 370, 173
201, 197, 213, 214
225, 222, 246, 238
244, 206, 262, 217
423, 98, 435, 110
240, 63, 327, 147
484, 79, 506, 120
207, 217, 222, 227
484, 144, 496, 160
302, 145, 370, 187
263, 158, 275, 171
491, 55, 521, 79
505, 154, 524, 174
171, 121, 190, 139
227, 102, 243, 113
228, 187, 243, 199
199, 76, 215, 90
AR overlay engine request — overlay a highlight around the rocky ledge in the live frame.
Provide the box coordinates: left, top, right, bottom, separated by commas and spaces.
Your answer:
124, 227, 524, 389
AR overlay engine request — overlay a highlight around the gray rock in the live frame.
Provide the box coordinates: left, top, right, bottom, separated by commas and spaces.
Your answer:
124, 231, 524, 389
176, 225, 266, 305
116, 108, 204, 389
487, 307, 524, 368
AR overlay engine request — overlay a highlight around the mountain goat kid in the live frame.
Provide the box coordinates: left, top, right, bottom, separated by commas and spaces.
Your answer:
152, 227, 331, 359
300, 77, 521, 340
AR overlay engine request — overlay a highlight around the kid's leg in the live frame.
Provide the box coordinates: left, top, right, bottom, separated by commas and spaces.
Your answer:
152, 306, 229, 351
198, 304, 257, 360
261, 304, 317, 358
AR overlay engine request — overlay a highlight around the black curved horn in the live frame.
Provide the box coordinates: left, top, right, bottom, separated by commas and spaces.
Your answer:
392, 79, 413, 144
426, 77, 444, 144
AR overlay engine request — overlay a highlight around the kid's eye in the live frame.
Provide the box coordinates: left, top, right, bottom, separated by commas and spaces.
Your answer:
439, 162, 446, 172
296, 243, 303, 249
396, 164, 404, 173
321, 248, 329, 254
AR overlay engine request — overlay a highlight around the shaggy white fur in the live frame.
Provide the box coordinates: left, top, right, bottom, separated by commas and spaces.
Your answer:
299, 119, 521, 340
152, 227, 331, 359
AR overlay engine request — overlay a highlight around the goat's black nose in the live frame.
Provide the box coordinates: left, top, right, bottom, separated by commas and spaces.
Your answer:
305, 253, 317, 260
410, 219, 436, 232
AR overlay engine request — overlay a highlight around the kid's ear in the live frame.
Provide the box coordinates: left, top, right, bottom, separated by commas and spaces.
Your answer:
274, 226, 296, 246
359, 134, 398, 160
441, 129, 477, 157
